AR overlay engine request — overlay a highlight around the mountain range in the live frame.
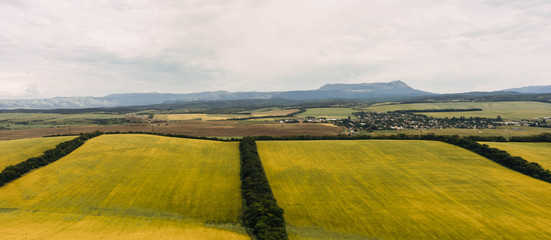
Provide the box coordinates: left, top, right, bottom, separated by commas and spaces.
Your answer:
0, 81, 549, 109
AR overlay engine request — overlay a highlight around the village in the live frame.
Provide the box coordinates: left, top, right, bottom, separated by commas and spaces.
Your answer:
277, 111, 544, 132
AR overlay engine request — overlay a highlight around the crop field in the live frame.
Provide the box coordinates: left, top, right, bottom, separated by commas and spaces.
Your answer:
251, 108, 300, 117
370, 126, 551, 137
0, 113, 124, 129
257, 140, 551, 239
0, 121, 341, 140
0, 134, 248, 239
365, 101, 551, 120
482, 142, 551, 170
154, 113, 245, 121
295, 108, 356, 119
0, 136, 75, 169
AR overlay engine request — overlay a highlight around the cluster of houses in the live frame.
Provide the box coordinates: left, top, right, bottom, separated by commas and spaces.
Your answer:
328, 111, 520, 132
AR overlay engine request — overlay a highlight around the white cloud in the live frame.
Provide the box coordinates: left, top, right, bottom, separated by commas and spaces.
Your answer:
0, 0, 550, 98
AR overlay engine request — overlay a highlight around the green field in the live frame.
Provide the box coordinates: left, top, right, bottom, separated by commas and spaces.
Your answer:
365, 101, 551, 120
295, 108, 356, 119
0, 113, 125, 129
0, 136, 75, 169
257, 140, 551, 239
0, 134, 248, 239
482, 142, 551, 170
154, 113, 245, 121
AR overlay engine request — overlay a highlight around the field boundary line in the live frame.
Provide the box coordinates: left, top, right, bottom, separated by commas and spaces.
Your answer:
239, 137, 288, 240
0, 131, 103, 187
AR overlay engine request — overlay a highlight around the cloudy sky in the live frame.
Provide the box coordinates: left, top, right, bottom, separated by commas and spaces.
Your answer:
1, 0, 550, 99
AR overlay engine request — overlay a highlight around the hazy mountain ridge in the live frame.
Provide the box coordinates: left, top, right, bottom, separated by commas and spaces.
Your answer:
0, 80, 489, 109
503, 85, 551, 94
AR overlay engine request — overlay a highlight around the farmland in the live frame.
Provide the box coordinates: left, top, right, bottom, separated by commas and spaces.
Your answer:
295, 108, 356, 119
0, 136, 75, 169
482, 142, 551, 170
257, 140, 551, 239
0, 113, 125, 129
370, 126, 551, 138
0, 134, 248, 239
365, 101, 551, 120
154, 113, 245, 121
0, 121, 341, 140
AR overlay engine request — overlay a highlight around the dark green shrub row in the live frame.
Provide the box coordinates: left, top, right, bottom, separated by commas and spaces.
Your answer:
254, 134, 551, 183
0, 131, 103, 187
239, 137, 288, 240
510, 133, 551, 142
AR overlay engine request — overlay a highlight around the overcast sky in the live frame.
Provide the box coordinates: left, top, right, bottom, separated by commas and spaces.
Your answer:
1, 0, 550, 99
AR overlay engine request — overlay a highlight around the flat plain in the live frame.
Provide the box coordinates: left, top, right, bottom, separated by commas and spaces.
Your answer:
0, 121, 341, 140
0, 136, 75, 169
257, 140, 551, 239
365, 101, 551, 120
482, 142, 551, 170
295, 108, 356, 119
0, 134, 248, 239
0, 113, 124, 129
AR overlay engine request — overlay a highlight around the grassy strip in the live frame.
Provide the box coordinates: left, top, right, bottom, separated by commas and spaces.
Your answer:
254, 134, 551, 184
0, 131, 103, 187
392, 108, 483, 113
239, 137, 288, 240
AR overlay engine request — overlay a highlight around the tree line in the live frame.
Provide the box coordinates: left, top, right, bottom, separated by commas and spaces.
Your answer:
0, 131, 103, 187
239, 137, 288, 240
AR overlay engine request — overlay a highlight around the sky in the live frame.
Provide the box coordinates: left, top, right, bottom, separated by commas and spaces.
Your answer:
0, 0, 550, 99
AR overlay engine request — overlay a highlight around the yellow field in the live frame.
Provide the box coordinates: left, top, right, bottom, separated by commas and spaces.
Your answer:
0, 134, 248, 239
370, 125, 551, 137
365, 101, 551, 120
482, 142, 551, 170
0, 136, 75, 169
257, 140, 551, 239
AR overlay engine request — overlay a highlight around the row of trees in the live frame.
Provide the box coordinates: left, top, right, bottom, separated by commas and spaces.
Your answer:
0, 131, 103, 187
239, 137, 288, 240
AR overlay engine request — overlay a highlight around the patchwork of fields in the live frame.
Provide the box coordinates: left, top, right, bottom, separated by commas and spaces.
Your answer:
482, 142, 551, 170
0, 134, 247, 239
257, 140, 551, 239
0, 136, 75, 169
3, 134, 551, 239
365, 101, 551, 120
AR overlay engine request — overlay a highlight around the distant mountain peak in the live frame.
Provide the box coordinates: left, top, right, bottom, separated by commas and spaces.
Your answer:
0, 80, 433, 109
318, 80, 413, 91
503, 85, 551, 94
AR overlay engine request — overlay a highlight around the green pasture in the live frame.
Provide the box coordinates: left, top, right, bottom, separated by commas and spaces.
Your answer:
0, 134, 247, 239
365, 101, 551, 120
0, 113, 125, 129
257, 140, 551, 239
295, 108, 356, 119
0, 136, 75, 169
482, 142, 551, 170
